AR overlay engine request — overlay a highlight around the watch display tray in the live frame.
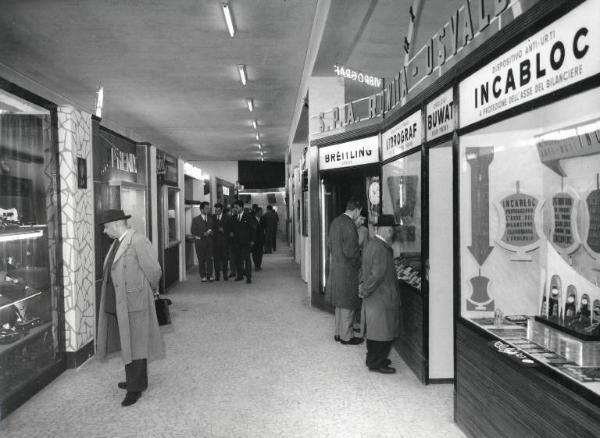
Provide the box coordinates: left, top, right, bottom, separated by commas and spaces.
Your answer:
528, 318, 600, 367
534, 315, 600, 341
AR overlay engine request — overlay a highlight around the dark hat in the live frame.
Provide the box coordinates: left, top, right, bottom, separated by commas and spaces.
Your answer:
97, 209, 131, 225
375, 214, 398, 227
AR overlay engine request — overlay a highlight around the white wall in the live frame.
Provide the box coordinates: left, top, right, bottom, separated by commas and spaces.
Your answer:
190, 161, 238, 185
428, 145, 454, 379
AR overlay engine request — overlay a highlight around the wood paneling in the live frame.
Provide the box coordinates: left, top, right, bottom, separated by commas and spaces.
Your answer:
395, 283, 426, 383
456, 321, 600, 438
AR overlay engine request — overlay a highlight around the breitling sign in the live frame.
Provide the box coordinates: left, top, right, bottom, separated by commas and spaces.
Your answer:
319, 136, 379, 171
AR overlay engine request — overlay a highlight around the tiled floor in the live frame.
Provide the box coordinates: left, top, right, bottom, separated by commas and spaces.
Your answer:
0, 243, 465, 438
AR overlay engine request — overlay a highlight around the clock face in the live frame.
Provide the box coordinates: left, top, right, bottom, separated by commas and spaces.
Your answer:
369, 182, 380, 205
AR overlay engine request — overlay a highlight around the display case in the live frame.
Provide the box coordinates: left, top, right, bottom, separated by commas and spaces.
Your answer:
0, 94, 63, 417
382, 152, 422, 291
459, 86, 600, 396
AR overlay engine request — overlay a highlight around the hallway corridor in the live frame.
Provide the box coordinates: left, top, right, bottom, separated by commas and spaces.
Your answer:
0, 245, 464, 438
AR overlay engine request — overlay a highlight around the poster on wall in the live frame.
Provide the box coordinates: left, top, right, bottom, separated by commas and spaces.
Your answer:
459, 0, 600, 127
426, 89, 454, 141
381, 111, 421, 161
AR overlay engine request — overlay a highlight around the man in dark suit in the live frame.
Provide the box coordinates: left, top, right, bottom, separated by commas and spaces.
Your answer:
251, 206, 266, 270
263, 204, 279, 253
231, 200, 256, 283
212, 203, 228, 281
191, 201, 214, 282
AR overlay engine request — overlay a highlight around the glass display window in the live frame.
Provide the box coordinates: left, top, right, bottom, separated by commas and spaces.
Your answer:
382, 152, 422, 290
459, 86, 600, 393
0, 89, 61, 405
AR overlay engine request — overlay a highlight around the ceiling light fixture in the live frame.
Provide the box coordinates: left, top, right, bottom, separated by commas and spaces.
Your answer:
237, 64, 247, 85
252, 120, 258, 130
246, 98, 254, 112
221, 2, 236, 38
257, 143, 262, 149
255, 132, 260, 141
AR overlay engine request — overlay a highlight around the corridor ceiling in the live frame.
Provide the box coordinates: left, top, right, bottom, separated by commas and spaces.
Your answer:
0, 0, 462, 162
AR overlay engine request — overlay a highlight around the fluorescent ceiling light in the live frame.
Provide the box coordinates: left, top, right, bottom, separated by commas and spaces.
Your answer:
221, 2, 236, 38
246, 98, 254, 112
0, 229, 44, 242
255, 132, 260, 141
257, 143, 262, 149
237, 64, 247, 85
252, 120, 258, 129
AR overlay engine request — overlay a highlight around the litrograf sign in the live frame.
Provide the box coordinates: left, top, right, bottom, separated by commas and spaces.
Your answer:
381, 111, 422, 161
459, 0, 600, 127
426, 89, 454, 141
319, 136, 379, 170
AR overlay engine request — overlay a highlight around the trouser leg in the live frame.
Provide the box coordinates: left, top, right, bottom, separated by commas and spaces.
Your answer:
125, 358, 148, 392
336, 307, 356, 341
241, 245, 252, 280
366, 340, 392, 369
197, 244, 207, 278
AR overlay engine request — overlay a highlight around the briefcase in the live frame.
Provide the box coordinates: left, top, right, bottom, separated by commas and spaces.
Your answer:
154, 297, 172, 326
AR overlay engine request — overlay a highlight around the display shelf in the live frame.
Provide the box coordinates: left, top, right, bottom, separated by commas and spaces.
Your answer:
0, 321, 51, 355
534, 315, 600, 342
0, 289, 42, 311
0, 225, 46, 242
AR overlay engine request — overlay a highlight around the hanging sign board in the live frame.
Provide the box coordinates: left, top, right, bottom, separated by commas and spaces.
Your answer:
319, 135, 379, 171
381, 111, 422, 161
459, 0, 600, 128
426, 89, 454, 141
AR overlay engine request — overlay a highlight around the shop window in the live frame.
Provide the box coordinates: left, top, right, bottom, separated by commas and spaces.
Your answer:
382, 152, 422, 290
459, 86, 600, 393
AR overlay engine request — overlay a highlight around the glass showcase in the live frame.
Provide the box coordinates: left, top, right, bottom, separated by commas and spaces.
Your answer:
0, 91, 61, 403
460, 86, 600, 394
382, 152, 422, 290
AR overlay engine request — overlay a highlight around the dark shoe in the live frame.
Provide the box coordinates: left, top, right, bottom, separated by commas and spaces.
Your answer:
369, 366, 396, 374
222, 276, 228, 281
340, 337, 364, 345
228, 273, 236, 278
214, 276, 220, 281
235, 277, 244, 281
255, 267, 261, 271
118, 381, 127, 390
246, 278, 252, 284
334, 335, 340, 342
121, 391, 141, 406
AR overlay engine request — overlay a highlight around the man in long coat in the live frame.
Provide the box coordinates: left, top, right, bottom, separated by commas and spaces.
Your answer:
325, 197, 363, 345
97, 209, 165, 406
263, 204, 279, 253
359, 214, 400, 374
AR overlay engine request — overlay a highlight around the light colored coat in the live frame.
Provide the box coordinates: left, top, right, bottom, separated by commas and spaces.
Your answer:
97, 229, 165, 365
360, 236, 400, 341
325, 213, 361, 310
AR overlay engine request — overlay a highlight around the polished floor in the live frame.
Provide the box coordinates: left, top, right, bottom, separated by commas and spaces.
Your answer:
0, 242, 464, 438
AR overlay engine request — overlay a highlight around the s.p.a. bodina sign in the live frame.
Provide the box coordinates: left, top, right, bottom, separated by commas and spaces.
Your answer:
459, 0, 600, 127
319, 136, 379, 170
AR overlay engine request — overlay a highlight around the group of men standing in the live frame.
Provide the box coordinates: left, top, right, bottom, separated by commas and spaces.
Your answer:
325, 197, 400, 375
191, 200, 279, 284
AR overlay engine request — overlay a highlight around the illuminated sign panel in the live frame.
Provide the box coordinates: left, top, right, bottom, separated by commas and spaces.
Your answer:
459, 0, 600, 127
381, 111, 422, 161
426, 89, 454, 141
334, 65, 383, 88
319, 136, 379, 170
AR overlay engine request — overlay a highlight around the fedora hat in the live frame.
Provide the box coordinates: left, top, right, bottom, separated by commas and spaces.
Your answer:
375, 214, 398, 227
97, 209, 131, 225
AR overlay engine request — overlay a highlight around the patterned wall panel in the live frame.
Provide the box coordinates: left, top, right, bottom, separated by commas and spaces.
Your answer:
57, 107, 95, 352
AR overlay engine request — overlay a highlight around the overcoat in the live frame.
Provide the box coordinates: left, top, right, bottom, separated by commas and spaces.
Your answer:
360, 236, 400, 341
97, 229, 165, 365
325, 213, 361, 309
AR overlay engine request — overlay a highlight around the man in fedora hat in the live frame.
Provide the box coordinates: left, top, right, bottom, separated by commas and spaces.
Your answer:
96, 209, 165, 406
359, 214, 400, 374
